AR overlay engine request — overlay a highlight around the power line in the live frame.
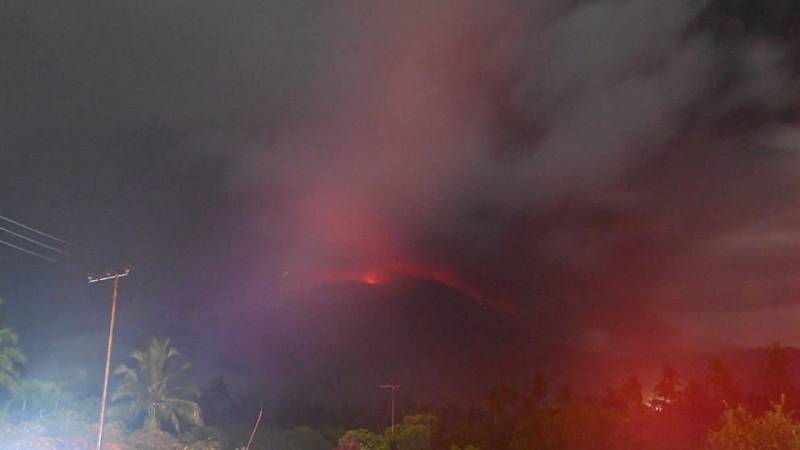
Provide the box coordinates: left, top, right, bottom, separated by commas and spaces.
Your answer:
0, 213, 103, 266
0, 237, 56, 262
0, 212, 169, 293
0, 224, 68, 255
0, 214, 77, 248
0, 214, 151, 446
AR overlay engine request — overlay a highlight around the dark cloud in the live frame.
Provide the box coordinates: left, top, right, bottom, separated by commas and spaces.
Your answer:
227, 0, 800, 351
3, 0, 800, 374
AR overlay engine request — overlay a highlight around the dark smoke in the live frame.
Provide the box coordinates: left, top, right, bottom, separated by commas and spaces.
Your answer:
232, 0, 800, 352
4, 0, 799, 383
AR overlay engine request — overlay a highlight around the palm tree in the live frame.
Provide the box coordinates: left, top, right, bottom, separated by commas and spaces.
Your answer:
112, 337, 203, 433
9, 378, 65, 420
0, 298, 26, 393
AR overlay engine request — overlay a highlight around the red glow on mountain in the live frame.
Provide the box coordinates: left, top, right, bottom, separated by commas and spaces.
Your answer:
309, 260, 502, 310
360, 271, 387, 285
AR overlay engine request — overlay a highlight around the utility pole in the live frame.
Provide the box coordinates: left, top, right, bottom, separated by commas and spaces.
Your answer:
89, 268, 130, 450
244, 402, 264, 450
380, 384, 400, 443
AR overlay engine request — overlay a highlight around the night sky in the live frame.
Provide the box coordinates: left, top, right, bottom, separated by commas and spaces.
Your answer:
3, 0, 800, 399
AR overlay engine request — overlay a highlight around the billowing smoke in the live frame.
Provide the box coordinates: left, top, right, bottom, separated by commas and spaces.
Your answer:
5, 0, 800, 403
231, 0, 800, 352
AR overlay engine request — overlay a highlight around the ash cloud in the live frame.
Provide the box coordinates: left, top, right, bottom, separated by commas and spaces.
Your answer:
232, 0, 800, 350
4, 0, 800, 358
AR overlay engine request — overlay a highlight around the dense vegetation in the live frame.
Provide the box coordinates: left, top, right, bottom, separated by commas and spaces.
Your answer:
3, 297, 800, 449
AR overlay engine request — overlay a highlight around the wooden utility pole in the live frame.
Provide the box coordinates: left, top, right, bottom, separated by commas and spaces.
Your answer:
244, 403, 264, 450
89, 268, 130, 450
380, 384, 400, 443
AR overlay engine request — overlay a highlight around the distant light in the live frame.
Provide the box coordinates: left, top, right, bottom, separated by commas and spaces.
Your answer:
361, 272, 383, 285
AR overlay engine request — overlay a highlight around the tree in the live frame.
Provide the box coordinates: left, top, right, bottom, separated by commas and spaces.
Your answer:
337, 428, 388, 450
264, 426, 332, 450
337, 415, 438, 450
618, 376, 643, 410
529, 372, 548, 406
510, 400, 635, 450
483, 386, 524, 449
0, 298, 25, 393
766, 342, 792, 402
705, 357, 740, 406
558, 385, 573, 403
395, 414, 437, 450
111, 337, 203, 433
708, 398, 800, 450
8, 378, 66, 420
200, 376, 235, 426
651, 365, 681, 411
603, 377, 643, 412
485, 385, 524, 420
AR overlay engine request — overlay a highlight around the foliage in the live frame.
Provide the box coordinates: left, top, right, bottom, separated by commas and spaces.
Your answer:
6, 378, 69, 421
338, 428, 388, 450
0, 418, 223, 450
112, 337, 204, 433
0, 298, 25, 393
530, 372, 548, 405
395, 414, 437, 450
180, 425, 229, 448
0, 420, 91, 449
708, 398, 800, 450
264, 425, 333, 450
766, 342, 794, 403
509, 400, 638, 450
200, 376, 236, 426
706, 357, 741, 407
5, 330, 800, 450
651, 364, 681, 410
337, 414, 438, 450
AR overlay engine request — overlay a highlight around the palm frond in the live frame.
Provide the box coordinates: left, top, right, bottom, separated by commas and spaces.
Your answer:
1, 347, 27, 364
111, 337, 203, 433
165, 398, 204, 428
0, 370, 20, 392
0, 328, 18, 345
113, 363, 139, 380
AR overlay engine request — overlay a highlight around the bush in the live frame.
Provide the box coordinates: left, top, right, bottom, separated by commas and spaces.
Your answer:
708, 399, 800, 450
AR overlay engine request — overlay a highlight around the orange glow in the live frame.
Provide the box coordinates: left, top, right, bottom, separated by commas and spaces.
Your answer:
307, 259, 505, 310
360, 271, 385, 285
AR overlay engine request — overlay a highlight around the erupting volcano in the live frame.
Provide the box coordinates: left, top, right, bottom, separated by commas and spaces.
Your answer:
359, 270, 386, 285
313, 260, 492, 306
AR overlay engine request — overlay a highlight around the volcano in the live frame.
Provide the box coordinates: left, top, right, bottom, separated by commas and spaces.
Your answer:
222, 276, 567, 423
220, 274, 800, 428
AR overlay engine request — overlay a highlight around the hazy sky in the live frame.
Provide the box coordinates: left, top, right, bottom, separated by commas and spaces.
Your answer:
2, 0, 800, 390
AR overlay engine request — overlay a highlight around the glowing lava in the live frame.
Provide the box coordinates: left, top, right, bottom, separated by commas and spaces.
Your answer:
360, 271, 387, 285
309, 260, 498, 309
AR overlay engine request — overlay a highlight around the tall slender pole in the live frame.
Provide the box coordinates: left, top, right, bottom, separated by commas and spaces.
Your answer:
391, 387, 396, 440
245, 402, 264, 450
90, 269, 130, 450
379, 384, 400, 443
96, 275, 118, 450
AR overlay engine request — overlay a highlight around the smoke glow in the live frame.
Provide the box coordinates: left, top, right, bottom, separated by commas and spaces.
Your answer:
301, 259, 497, 308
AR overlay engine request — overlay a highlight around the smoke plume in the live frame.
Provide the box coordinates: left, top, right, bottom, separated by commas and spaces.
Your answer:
223, 0, 800, 352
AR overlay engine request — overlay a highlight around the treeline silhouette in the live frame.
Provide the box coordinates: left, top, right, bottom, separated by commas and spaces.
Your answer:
332, 342, 800, 450
4, 333, 800, 449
